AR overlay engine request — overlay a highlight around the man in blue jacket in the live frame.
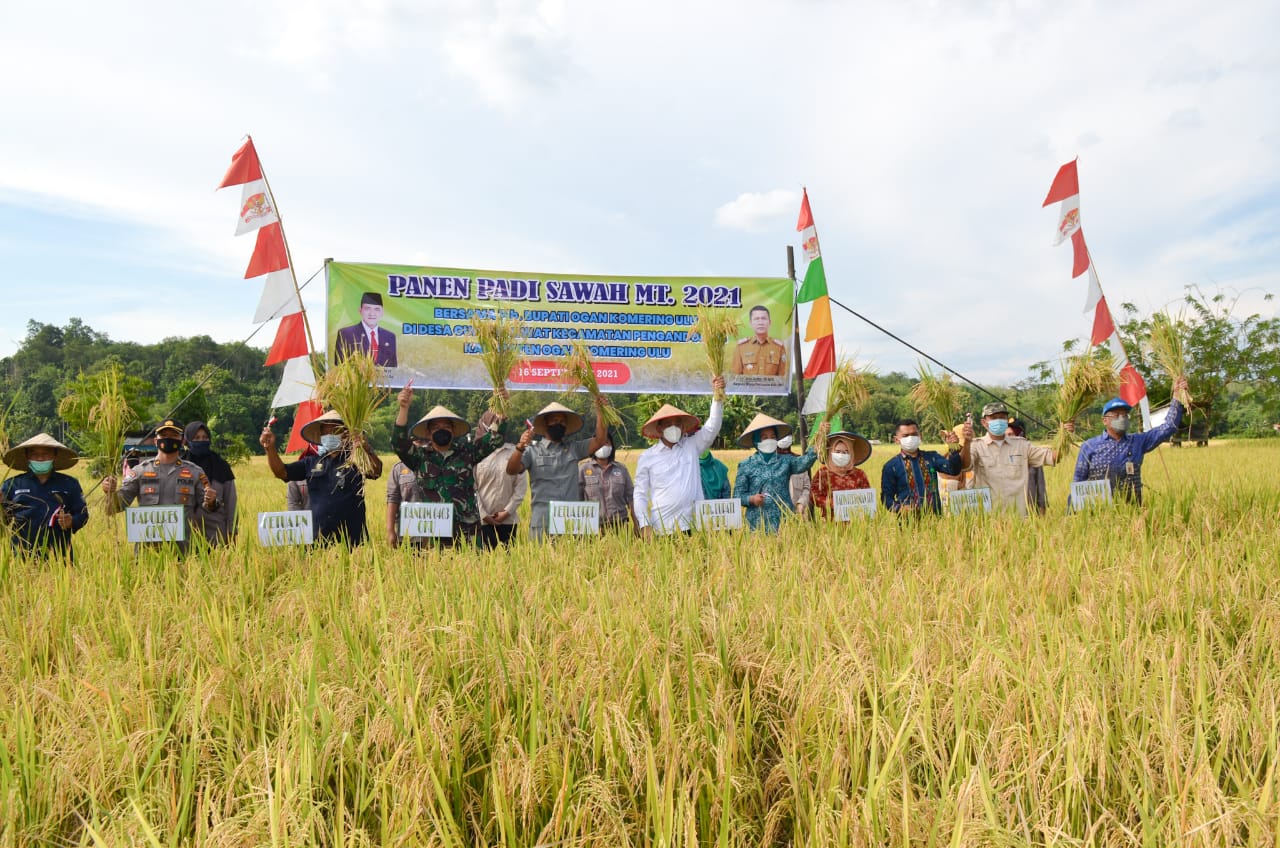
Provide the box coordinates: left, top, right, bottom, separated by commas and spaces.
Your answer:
1, 433, 89, 559
880, 419, 967, 514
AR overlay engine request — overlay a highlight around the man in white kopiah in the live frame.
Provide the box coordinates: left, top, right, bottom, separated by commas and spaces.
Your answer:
632, 376, 725, 537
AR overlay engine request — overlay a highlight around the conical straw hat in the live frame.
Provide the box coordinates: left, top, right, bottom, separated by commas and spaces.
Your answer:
826, 431, 873, 467
3, 433, 79, 471
737, 413, 792, 448
641, 404, 701, 440
411, 405, 470, 438
300, 410, 345, 445
531, 402, 584, 437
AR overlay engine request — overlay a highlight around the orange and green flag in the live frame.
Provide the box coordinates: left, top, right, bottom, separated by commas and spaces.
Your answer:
796, 189, 834, 413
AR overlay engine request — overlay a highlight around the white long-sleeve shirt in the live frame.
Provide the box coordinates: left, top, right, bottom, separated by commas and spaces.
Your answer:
633, 400, 723, 533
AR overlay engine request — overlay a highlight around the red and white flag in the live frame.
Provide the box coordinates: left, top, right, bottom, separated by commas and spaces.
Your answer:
1043, 158, 1151, 427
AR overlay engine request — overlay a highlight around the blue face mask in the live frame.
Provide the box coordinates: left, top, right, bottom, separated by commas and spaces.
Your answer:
986, 419, 1009, 437
317, 433, 342, 455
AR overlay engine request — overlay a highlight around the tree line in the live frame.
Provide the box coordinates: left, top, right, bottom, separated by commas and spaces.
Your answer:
2, 287, 1274, 466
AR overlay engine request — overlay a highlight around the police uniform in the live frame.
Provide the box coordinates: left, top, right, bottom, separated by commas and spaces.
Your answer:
114, 457, 215, 551
731, 336, 788, 376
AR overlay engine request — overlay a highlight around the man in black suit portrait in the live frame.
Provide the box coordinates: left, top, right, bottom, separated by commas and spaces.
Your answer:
335, 292, 398, 366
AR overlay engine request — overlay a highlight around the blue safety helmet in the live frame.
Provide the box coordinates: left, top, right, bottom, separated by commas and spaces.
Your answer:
1101, 397, 1132, 416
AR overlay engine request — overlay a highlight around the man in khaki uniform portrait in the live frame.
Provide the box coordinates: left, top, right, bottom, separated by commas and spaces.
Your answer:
730, 305, 788, 376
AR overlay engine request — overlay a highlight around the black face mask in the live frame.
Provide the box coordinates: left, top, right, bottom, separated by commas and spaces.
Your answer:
431, 429, 453, 447
546, 423, 567, 441
157, 438, 182, 455
187, 440, 211, 457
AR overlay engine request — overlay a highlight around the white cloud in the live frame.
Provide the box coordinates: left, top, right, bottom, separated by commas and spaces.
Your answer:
714, 190, 800, 232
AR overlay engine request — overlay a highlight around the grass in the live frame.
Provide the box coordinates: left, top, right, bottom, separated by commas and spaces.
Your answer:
2, 440, 1279, 846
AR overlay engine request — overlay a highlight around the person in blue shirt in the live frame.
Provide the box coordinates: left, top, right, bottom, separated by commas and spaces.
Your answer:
1073, 378, 1188, 504
880, 419, 966, 514
1, 433, 89, 559
260, 410, 383, 545
732, 414, 825, 532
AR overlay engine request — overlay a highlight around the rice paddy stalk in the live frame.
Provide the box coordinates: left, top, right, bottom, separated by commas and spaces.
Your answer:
816, 358, 872, 461
1147, 312, 1193, 408
315, 350, 390, 476
59, 364, 137, 480
471, 306, 524, 417
691, 308, 739, 402
557, 340, 623, 428
908, 362, 962, 440
1051, 352, 1119, 459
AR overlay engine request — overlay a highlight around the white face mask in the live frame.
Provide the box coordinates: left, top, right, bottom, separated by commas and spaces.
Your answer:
662, 425, 683, 444
757, 438, 778, 454
831, 451, 851, 467
594, 445, 613, 459
899, 435, 921, 454
777, 435, 793, 450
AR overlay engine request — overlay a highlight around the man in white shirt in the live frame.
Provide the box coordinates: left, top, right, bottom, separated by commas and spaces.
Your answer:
633, 377, 725, 537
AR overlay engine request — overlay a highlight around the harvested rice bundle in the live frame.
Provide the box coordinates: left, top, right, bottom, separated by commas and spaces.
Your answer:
557, 341, 623, 428
471, 307, 524, 417
908, 362, 963, 440
691, 308, 740, 401
1147, 312, 1193, 407
1051, 352, 1119, 458
315, 350, 390, 475
815, 358, 871, 460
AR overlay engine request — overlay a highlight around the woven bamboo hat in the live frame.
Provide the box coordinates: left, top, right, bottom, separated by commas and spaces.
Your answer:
412, 405, 470, 439
737, 413, 792, 448
531, 402, 584, 437
826, 431, 873, 467
300, 410, 346, 445
641, 404, 700, 440
3, 433, 79, 471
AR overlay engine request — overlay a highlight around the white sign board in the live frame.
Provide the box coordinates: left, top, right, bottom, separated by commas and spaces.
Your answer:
400, 502, 455, 538
1069, 480, 1113, 511
126, 506, 185, 543
948, 487, 992, 515
832, 489, 878, 521
547, 501, 600, 535
694, 498, 743, 531
257, 511, 314, 546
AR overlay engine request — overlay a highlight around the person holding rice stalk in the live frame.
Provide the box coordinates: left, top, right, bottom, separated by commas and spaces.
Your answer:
1, 433, 90, 559
1073, 376, 1188, 504
506, 399, 609, 540
260, 410, 383, 546
810, 424, 874, 519
632, 376, 727, 537
104, 418, 220, 552
732, 413, 826, 533
392, 382, 508, 547
964, 402, 1071, 516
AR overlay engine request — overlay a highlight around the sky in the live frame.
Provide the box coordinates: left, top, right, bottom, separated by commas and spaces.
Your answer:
1, 0, 1277, 387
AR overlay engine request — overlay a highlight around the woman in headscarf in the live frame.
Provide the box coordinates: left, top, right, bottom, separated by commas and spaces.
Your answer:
811, 426, 873, 519
732, 414, 826, 533
1, 433, 89, 559
184, 420, 238, 545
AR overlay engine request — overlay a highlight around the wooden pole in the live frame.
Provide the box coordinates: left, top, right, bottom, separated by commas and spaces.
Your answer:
788, 245, 809, 451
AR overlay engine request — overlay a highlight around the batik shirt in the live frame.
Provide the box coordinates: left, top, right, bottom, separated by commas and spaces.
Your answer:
732, 448, 818, 532
880, 450, 962, 514
811, 465, 872, 519
1073, 400, 1184, 503
393, 424, 504, 525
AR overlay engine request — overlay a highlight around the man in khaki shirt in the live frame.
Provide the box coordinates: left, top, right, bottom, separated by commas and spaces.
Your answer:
730, 305, 788, 376
963, 402, 1066, 517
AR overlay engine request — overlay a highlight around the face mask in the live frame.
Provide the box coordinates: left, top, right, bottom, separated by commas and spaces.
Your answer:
157, 438, 182, 455
187, 439, 211, 457
777, 435, 793, 450
830, 451, 851, 468
595, 445, 613, 459
28, 459, 54, 474
318, 433, 342, 455
1110, 415, 1129, 433
899, 435, 921, 453
986, 419, 1009, 437
546, 423, 567, 441
758, 438, 778, 454
662, 425, 683, 444
431, 429, 453, 447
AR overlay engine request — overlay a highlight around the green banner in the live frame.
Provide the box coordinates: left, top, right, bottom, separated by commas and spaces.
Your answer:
326, 262, 795, 396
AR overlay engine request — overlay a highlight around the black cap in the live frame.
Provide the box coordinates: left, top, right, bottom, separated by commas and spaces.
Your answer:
360, 292, 383, 307
156, 418, 184, 437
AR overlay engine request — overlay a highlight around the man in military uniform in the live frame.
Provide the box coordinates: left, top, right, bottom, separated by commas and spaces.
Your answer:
102, 419, 219, 552
392, 384, 507, 547
731, 305, 788, 376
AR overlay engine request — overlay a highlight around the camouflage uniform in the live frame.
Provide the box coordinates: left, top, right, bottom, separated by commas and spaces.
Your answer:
392, 423, 505, 538
113, 457, 215, 551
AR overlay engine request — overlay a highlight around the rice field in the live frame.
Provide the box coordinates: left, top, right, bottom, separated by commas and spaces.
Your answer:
2, 439, 1278, 846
